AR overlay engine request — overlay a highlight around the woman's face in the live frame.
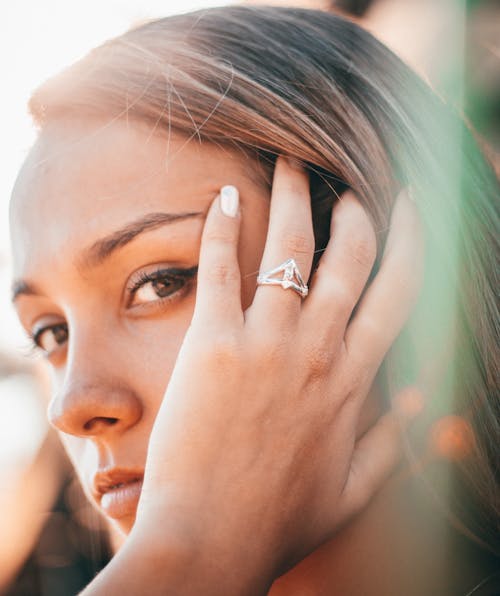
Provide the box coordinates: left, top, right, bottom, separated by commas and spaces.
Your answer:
10, 117, 270, 535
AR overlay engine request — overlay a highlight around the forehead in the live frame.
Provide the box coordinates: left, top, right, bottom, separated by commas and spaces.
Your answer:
11, 117, 243, 222
9, 118, 260, 276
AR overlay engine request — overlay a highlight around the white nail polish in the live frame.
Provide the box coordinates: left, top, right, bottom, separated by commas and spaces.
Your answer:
220, 185, 239, 217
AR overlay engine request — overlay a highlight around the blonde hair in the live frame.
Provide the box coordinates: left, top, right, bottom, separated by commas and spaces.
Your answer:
29, 6, 499, 552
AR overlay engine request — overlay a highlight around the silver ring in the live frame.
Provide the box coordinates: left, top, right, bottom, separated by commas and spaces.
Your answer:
257, 258, 308, 298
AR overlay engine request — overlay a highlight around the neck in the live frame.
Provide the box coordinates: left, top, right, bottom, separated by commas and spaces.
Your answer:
269, 465, 495, 595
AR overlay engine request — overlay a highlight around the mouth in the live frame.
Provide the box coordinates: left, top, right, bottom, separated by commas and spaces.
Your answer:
93, 468, 144, 520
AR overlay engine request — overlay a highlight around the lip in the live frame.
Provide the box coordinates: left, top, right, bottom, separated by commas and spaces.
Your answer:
93, 467, 144, 520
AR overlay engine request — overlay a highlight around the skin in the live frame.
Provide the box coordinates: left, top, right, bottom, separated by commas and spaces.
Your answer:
11, 117, 426, 594
11, 117, 272, 536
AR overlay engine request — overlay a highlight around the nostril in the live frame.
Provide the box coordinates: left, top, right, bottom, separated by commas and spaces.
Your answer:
83, 416, 119, 432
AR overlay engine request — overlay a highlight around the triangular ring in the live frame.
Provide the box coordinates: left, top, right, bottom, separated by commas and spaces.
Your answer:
257, 258, 309, 298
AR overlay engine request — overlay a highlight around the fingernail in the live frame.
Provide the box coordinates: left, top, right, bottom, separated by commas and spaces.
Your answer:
220, 185, 239, 218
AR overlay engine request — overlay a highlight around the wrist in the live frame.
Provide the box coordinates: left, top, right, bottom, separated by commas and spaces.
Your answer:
130, 519, 276, 595
82, 520, 275, 595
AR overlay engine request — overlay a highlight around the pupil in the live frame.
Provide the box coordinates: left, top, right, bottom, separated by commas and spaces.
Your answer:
153, 278, 181, 298
53, 325, 68, 344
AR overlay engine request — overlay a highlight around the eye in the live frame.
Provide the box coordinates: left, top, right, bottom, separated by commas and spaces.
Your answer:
32, 323, 68, 355
128, 265, 198, 308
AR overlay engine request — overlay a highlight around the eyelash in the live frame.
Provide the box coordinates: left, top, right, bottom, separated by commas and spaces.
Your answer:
27, 323, 68, 355
25, 334, 44, 357
26, 265, 198, 356
127, 265, 198, 307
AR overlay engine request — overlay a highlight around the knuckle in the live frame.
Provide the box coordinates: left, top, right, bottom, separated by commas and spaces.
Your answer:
333, 354, 363, 396
329, 278, 355, 310
382, 256, 421, 305
360, 315, 382, 338
393, 274, 418, 302
349, 234, 376, 270
204, 228, 235, 247
398, 263, 422, 299
254, 332, 289, 368
305, 344, 332, 378
348, 480, 372, 513
203, 262, 239, 286
347, 364, 370, 394
206, 333, 242, 367
332, 375, 357, 403
283, 229, 314, 256
279, 173, 308, 198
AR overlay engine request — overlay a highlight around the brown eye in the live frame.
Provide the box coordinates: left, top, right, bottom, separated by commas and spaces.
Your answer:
33, 324, 68, 354
132, 277, 185, 305
127, 266, 198, 308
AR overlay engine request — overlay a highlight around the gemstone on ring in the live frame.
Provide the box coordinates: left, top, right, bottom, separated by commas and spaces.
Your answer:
256, 258, 308, 298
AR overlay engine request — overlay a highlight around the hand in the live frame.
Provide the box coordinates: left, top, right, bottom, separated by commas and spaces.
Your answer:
130, 157, 424, 594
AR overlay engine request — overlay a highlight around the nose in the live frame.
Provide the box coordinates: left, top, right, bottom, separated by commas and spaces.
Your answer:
48, 328, 143, 438
48, 380, 143, 438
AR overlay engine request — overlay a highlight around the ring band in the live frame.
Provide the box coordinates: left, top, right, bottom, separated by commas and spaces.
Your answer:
257, 258, 309, 298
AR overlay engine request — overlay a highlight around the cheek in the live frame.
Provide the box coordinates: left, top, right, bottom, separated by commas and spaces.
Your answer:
125, 296, 197, 404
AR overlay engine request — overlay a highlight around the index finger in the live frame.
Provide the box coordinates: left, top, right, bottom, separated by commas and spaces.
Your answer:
192, 186, 244, 329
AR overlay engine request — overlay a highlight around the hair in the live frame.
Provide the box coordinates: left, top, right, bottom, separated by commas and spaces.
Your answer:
330, 0, 376, 17
28, 6, 499, 554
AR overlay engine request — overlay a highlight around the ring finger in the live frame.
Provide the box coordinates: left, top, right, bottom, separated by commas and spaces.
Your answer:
249, 156, 315, 323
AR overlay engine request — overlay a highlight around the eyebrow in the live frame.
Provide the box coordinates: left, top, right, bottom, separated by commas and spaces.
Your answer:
81, 211, 204, 268
11, 280, 40, 303
12, 210, 203, 303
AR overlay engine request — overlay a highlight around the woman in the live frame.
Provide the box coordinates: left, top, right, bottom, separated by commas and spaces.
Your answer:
10, 6, 499, 594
